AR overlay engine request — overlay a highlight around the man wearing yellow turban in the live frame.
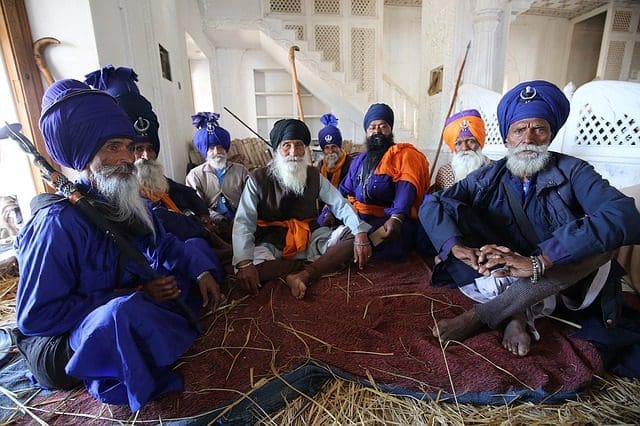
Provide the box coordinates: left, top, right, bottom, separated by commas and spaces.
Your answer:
432, 109, 491, 191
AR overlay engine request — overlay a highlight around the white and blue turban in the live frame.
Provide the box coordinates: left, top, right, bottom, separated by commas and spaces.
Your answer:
497, 80, 570, 141
39, 79, 135, 171
192, 112, 231, 158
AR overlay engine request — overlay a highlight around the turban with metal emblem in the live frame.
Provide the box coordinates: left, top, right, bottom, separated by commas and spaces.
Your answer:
442, 109, 486, 152
39, 79, 135, 171
497, 80, 570, 142
318, 113, 343, 149
269, 119, 311, 151
84, 65, 161, 154
191, 112, 231, 158
363, 103, 394, 131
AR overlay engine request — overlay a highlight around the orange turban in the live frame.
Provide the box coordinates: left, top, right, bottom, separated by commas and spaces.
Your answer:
442, 109, 486, 152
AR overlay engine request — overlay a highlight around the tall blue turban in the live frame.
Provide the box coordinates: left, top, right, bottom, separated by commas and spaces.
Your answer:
318, 113, 343, 149
269, 119, 311, 151
363, 103, 394, 131
497, 80, 570, 141
39, 79, 136, 171
84, 65, 161, 154
191, 112, 231, 158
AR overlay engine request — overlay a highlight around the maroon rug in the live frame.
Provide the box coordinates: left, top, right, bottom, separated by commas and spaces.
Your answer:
26, 257, 602, 423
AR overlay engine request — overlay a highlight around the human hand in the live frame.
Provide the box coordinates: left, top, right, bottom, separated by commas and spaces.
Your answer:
451, 244, 481, 271
141, 275, 180, 302
196, 272, 223, 311
378, 215, 403, 240
322, 211, 338, 228
353, 232, 372, 269
236, 262, 261, 295
478, 244, 532, 277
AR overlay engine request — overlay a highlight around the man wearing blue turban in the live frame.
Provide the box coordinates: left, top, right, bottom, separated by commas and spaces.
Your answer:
315, 113, 353, 188
12, 79, 222, 411
420, 80, 640, 365
185, 112, 249, 242
84, 66, 221, 248
333, 103, 430, 261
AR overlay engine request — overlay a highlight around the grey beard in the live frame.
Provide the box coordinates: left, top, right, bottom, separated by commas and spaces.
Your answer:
207, 153, 228, 170
451, 150, 491, 182
135, 158, 169, 193
269, 153, 307, 196
92, 164, 155, 237
506, 144, 551, 178
324, 152, 339, 169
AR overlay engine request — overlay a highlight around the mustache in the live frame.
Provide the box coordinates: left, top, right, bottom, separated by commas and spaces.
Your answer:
510, 143, 548, 154
99, 163, 135, 177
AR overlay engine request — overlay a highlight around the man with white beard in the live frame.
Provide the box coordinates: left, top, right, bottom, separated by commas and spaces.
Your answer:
10, 80, 222, 410
233, 119, 372, 300
419, 80, 640, 358
84, 66, 216, 241
186, 112, 249, 241
315, 113, 352, 188
431, 109, 491, 192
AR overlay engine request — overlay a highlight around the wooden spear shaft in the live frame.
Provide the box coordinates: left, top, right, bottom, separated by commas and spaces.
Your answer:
430, 41, 471, 177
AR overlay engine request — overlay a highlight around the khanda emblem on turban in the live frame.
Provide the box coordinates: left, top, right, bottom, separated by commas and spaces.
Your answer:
324, 134, 333, 143
133, 117, 150, 136
519, 86, 537, 103
206, 121, 215, 135
460, 120, 470, 131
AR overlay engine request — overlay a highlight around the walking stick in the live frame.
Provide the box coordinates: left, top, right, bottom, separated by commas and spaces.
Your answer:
288, 46, 305, 121
430, 41, 471, 177
288, 45, 314, 163
0, 122, 203, 334
33, 37, 60, 86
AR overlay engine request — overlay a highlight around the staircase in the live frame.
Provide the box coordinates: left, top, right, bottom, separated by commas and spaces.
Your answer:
203, 12, 418, 142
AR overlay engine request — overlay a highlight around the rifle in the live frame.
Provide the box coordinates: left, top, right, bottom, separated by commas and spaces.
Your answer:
0, 122, 202, 334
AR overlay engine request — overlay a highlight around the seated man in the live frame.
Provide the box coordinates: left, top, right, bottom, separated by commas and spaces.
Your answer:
419, 80, 640, 356
328, 103, 430, 260
431, 109, 491, 192
315, 113, 352, 188
85, 66, 230, 258
12, 80, 222, 410
233, 119, 372, 300
186, 112, 249, 241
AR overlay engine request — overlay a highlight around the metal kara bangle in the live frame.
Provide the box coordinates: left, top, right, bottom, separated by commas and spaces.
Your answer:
390, 215, 403, 224
236, 261, 254, 270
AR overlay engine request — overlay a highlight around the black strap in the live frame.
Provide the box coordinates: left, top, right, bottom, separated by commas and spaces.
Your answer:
503, 183, 540, 247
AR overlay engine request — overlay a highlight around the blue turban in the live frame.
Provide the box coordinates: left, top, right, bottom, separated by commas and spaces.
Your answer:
191, 112, 231, 158
318, 113, 343, 149
39, 79, 135, 171
84, 65, 161, 154
497, 80, 570, 141
363, 103, 394, 131
269, 119, 311, 151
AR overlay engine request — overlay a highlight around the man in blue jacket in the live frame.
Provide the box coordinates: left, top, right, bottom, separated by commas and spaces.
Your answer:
419, 80, 640, 357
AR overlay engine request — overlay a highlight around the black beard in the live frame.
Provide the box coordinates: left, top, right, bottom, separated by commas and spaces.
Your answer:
363, 133, 394, 177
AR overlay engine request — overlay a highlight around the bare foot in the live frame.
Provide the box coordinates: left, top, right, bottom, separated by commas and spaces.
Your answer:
432, 309, 483, 343
284, 271, 310, 300
502, 316, 531, 356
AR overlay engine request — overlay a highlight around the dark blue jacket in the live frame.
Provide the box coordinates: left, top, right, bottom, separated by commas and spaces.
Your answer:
421, 152, 640, 265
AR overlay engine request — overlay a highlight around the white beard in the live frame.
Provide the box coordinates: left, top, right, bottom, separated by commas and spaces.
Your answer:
207, 152, 228, 170
506, 143, 551, 178
91, 164, 155, 237
324, 152, 339, 170
134, 158, 169, 193
269, 152, 308, 196
450, 150, 491, 182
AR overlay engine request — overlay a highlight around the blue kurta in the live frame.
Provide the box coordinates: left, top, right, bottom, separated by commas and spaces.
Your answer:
15, 183, 218, 411
337, 152, 417, 260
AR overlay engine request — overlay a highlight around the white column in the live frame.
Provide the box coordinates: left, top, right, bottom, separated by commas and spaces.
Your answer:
466, 0, 511, 92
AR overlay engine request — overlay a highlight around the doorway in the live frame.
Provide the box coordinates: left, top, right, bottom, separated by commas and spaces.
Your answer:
566, 12, 606, 87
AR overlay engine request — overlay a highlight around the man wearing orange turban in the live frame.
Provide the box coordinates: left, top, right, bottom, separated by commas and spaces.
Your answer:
432, 109, 491, 191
